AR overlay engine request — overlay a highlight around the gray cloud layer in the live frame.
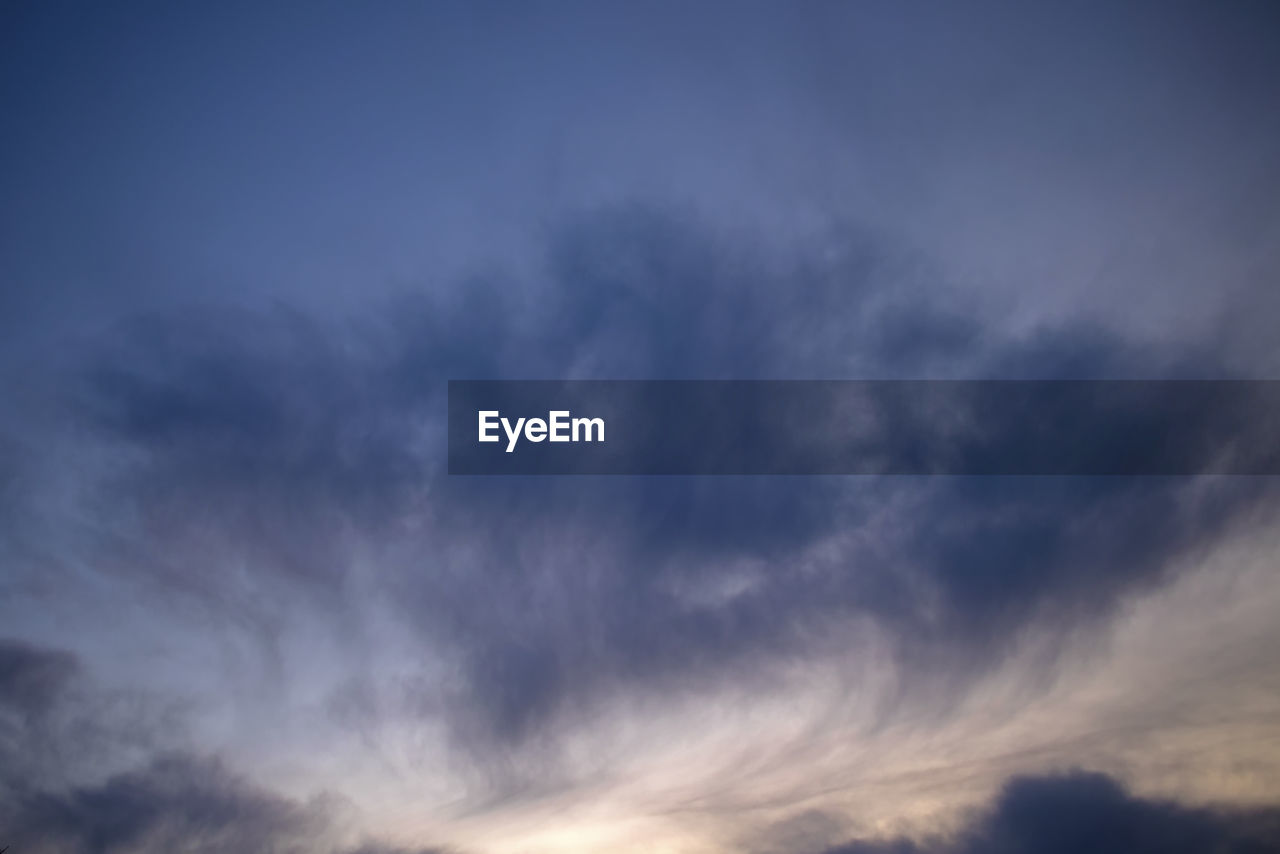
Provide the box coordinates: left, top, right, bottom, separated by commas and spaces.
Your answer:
814, 772, 1280, 854
3, 2, 1279, 850
9, 211, 1268, 755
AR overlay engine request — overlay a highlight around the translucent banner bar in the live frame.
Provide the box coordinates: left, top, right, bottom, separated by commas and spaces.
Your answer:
448, 380, 1280, 475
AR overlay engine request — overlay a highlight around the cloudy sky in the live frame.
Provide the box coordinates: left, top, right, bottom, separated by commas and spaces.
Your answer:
2, 2, 1280, 852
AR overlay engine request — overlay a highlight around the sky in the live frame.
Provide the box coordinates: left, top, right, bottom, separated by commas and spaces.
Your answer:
2, 2, 1280, 852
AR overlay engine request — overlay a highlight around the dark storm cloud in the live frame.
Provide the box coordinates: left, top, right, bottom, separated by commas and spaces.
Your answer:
0, 636, 198, 823
0, 640, 82, 791
47, 209, 1277, 750
0, 638, 79, 719
4, 754, 320, 854
67, 304, 435, 605
83, 306, 428, 513
810, 771, 1280, 854
0, 640, 166, 793
2, 751, 453, 854
0, 638, 447, 854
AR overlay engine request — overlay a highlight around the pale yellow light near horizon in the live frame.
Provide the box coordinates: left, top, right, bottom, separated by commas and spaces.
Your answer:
268, 503, 1280, 854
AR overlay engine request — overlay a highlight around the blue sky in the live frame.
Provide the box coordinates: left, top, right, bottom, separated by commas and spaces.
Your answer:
2, 3, 1279, 853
